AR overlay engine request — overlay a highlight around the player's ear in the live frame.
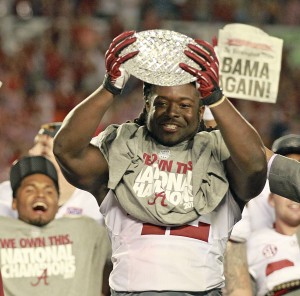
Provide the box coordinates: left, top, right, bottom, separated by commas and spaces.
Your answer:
12, 198, 17, 210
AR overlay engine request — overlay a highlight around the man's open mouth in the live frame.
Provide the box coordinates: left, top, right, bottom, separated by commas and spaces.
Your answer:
32, 201, 48, 212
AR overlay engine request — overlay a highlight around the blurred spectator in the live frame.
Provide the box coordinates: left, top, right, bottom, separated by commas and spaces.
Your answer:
284, 0, 300, 25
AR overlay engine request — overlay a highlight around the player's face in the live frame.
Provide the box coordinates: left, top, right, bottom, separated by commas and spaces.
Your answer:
29, 134, 59, 171
12, 174, 59, 226
146, 84, 204, 146
270, 194, 300, 228
29, 134, 53, 159
269, 152, 300, 229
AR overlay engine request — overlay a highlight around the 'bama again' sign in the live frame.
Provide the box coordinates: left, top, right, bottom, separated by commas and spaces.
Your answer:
217, 24, 283, 103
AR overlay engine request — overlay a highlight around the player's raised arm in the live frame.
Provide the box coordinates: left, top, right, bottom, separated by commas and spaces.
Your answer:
180, 39, 267, 202
53, 31, 139, 200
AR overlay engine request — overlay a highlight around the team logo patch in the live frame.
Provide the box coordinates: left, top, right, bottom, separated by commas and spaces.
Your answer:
262, 244, 277, 258
66, 207, 83, 215
158, 150, 170, 160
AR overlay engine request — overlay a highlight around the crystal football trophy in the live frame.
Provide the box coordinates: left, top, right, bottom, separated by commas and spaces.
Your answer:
121, 30, 199, 86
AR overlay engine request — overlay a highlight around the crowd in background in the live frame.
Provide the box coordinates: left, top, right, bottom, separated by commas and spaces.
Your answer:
0, 0, 300, 182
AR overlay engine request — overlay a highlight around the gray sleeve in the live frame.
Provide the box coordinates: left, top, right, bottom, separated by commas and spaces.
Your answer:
269, 154, 300, 202
210, 130, 230, 161
90, 124, 119, 162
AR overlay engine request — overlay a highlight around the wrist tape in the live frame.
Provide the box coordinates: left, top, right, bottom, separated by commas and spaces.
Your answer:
103, 74, 122, 95
201, 89, 223, 106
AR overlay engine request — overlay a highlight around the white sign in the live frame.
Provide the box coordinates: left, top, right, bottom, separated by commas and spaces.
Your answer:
218, 23, 283, 103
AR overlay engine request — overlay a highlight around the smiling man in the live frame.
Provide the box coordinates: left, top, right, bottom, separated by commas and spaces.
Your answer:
247, 183, 300, 296
53, 30, 267, 295
10, 155, 60, 226
0, 122, 105, 224
145, 84, 202, 146
0, 155, 110, 296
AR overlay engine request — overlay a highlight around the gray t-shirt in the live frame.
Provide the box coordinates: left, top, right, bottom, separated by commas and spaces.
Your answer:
92, 123, 230, 226
0, 216, 110, 296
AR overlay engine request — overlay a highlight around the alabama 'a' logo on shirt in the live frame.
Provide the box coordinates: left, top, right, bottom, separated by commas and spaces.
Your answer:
262, 244, 277, 258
